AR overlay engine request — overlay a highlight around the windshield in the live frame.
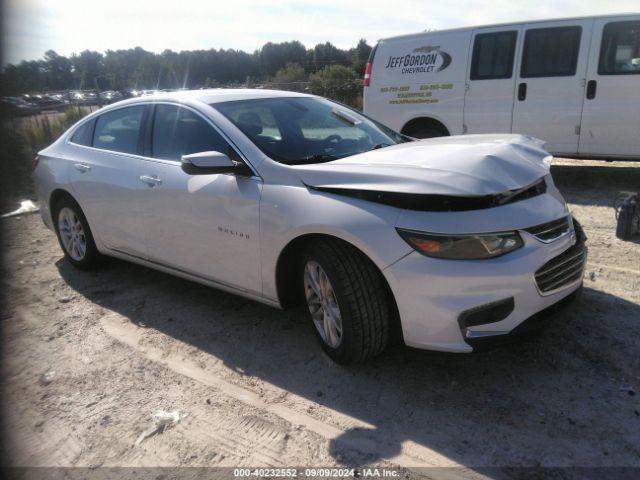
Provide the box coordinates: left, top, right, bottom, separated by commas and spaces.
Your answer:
212, 97, 409, 165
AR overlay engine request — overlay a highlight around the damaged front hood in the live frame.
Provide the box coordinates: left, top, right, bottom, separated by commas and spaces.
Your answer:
294, 134, 551, 199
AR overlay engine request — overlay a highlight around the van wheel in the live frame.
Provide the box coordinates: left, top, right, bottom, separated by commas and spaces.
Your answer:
409, 128, 446, 139
300, 239, 390, 364
53, 196, 102, 270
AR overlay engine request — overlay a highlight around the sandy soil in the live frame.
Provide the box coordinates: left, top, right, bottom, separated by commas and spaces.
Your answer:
1, 158, 639, 474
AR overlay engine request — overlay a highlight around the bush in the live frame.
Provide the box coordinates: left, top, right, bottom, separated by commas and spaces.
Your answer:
22, 107, 89, 153
309, 65, 361, 108
272, 63, 309, 92
0, 107, 91, 206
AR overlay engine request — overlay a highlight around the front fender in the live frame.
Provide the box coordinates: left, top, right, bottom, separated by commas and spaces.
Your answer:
259, 183, 412, 301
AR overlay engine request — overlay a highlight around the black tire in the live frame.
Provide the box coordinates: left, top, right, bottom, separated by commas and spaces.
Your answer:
615, 199, 636, 240
300, 239, 391, 364
409, 128, 447, 139
52, 195, 102, 270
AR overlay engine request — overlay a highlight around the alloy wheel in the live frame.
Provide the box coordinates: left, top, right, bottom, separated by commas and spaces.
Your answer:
304, 260, 343, 348
58, 207, 87, 261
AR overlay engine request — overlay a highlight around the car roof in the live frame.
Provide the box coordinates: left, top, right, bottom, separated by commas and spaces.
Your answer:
127, 88, 313, 105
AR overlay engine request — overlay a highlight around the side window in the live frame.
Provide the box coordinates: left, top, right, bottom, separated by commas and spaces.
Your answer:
470, 31, 517, 80
70, 119, 94, 146
521, 26, 582, 78
151, 104, 232, 161
93, 106, 145, 154
598, 21, 640, 75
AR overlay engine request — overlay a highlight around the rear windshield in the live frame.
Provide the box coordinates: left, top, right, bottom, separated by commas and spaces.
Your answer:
212, 97, 408, 165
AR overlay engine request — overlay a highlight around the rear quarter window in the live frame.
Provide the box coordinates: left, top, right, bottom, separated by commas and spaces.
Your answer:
69, 119, 95, 146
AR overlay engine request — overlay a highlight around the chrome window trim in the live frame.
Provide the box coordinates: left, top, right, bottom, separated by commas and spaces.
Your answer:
65, 101, 261, 179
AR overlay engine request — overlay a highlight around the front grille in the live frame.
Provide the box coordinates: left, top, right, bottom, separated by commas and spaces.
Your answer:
535, 241, 586, 293
525, 216, 570, 242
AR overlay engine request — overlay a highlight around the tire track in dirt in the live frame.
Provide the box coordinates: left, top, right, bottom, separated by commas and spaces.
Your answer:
99, 311, 460, 468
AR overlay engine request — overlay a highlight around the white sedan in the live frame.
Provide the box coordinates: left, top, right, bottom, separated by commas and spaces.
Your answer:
33, 89, 586, 363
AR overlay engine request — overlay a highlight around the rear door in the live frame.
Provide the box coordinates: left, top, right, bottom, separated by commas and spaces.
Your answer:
579, 17, 640, 157
464, 26, 521, 134
67, 105, 147, 256
511, 19, 592, 154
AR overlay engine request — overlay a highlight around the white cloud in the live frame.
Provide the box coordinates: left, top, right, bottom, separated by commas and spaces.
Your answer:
3, 0, 639, 64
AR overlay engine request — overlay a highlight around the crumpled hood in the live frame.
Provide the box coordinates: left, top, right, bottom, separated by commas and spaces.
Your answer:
293, 134, 551, 196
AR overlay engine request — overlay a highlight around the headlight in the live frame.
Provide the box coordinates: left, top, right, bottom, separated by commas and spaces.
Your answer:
396, 228, 524, 260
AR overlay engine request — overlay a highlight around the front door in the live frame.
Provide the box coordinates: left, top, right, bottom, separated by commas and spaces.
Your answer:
139, 103, 262, 295
579, 17, 640, 157
511, 20, 592, 155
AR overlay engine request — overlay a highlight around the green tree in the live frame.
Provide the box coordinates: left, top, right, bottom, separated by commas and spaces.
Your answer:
309, 64, 359, 106
43, 50, 73, 90
71, 50, 103, 89
351, 39, 372, 77
312, 42, 349, 71
272, 63, 308, 91
259, 41, 307, 76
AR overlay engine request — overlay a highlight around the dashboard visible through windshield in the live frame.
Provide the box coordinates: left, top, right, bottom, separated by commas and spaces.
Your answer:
213, 97, 409, 165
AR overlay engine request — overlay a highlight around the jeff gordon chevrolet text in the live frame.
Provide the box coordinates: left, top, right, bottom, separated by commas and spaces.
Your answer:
33, 89, 586, 364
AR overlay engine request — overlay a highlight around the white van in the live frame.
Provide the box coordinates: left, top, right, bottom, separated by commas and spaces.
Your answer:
363, 14, 640, 159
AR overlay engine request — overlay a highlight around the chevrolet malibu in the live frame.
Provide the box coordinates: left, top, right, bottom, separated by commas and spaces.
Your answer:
33, 89, 586, 364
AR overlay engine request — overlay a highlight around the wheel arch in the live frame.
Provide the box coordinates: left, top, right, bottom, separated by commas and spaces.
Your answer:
400, 116, 450, 137
49, 188, 79, 214
275, 232, 403, 342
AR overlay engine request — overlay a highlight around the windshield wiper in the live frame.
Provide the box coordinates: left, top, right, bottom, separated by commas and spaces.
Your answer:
295, 154, 343, 164
370, 143, 392, 151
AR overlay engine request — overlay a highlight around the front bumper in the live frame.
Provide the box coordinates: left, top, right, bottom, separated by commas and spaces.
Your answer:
463, 285, 582, 351
383, 219, 586, 352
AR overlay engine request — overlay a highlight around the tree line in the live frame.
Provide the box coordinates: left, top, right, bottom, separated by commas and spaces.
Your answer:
0, 40, 372, 97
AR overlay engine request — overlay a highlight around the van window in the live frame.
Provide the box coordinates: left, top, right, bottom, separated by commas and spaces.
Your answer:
470, 31, 517, 80
598, 21, 640, 75
521, 26, 581, 78
151, 104, 231, 161
70, 119, 94, 146
93, 106, 145, 154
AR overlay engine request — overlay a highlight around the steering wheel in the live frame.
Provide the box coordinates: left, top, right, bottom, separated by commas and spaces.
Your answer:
324, 134, 343, 145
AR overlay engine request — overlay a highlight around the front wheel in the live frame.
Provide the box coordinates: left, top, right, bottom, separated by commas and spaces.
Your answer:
300, 239, 391, 364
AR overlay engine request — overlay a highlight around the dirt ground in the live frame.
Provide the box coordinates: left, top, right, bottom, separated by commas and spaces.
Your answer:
1, 158, 639, 475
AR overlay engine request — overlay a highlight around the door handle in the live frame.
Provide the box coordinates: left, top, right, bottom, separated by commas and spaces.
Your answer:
517, 82, 527, 101
586, 80, 597, 100
140, 175, 162, 187
73, 163, 91, 173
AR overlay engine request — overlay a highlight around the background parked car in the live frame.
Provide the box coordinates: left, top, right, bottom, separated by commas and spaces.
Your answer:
0, 96, 40, 116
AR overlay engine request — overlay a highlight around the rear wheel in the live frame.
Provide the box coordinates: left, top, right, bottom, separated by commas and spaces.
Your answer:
406, 127, 446, 139
53, 196, 102, 269
300, 239, 391, 364
401, 119, 449, 139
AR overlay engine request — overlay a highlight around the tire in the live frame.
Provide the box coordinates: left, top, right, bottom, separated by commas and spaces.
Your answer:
300, 239, 391, 364
52, 196, 102, 270
615, 199, 636, 241
409, 128, 446, 139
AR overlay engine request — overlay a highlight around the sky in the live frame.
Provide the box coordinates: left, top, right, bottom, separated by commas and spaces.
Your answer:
2, 0, 639, 65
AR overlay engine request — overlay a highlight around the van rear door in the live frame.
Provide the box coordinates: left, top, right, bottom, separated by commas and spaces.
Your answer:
463, 26, 522, 134
578, 17, 640, 158
511, 19, 592, 155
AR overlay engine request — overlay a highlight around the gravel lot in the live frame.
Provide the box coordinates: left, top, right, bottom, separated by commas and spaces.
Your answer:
1, 158, 639, 474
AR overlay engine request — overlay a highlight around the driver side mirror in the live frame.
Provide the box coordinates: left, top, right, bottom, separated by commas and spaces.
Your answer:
181, 151, 252, 176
